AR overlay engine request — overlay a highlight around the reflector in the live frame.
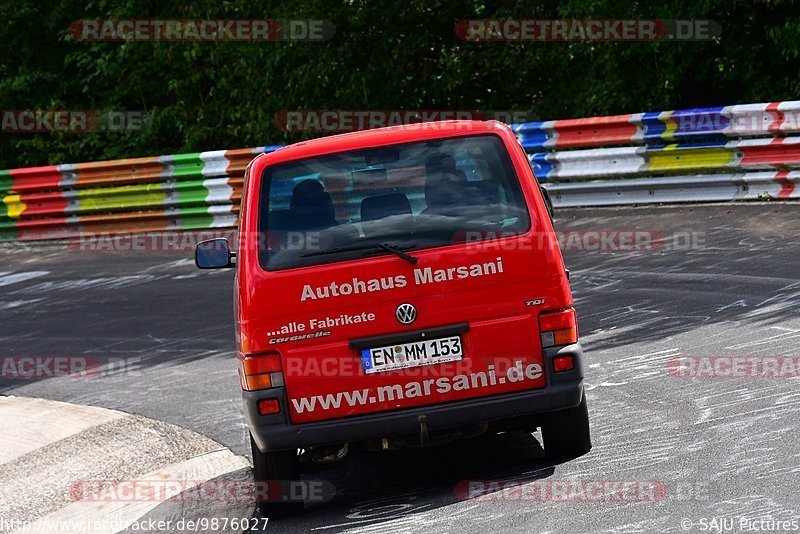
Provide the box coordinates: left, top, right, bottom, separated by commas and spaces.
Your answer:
258, 399, 281, 415
553, 355, 574, 372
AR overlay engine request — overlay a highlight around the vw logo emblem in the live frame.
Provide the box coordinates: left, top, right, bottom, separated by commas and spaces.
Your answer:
395, 303, 417, 325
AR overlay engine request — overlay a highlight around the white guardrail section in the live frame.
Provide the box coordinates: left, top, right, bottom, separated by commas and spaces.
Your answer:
544, 171, 800, 207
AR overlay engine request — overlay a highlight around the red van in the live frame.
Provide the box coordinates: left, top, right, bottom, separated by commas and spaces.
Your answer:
196, 121, 590, 515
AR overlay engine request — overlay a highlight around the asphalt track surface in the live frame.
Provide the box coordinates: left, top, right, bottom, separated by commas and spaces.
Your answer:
1, 203, 799, 533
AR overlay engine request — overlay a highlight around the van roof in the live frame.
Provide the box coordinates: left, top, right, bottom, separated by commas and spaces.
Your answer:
257, 120, 511, 166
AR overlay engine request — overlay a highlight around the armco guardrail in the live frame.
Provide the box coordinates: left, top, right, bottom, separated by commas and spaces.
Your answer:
2, 101, 799, 240
511, 101, 800, 150
514, 100, 800, 207
1, 147, 280, 240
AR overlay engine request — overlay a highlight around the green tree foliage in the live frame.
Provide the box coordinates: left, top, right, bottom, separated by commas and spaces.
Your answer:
1, 0, 799, 168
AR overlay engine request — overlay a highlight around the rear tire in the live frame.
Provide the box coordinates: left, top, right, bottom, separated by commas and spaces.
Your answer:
250, 435, 303, 517
541, 390, 592, 460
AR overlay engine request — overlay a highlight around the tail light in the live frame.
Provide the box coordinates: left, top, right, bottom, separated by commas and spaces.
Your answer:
239, 351, 284, 391
539, 307, 578, 348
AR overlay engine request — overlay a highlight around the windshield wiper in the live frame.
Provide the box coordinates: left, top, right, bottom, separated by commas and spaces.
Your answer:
375, 243, 418, 264
301, 242, 418, 265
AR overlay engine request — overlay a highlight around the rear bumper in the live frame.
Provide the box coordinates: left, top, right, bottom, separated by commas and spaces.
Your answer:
246, 343, 585, 452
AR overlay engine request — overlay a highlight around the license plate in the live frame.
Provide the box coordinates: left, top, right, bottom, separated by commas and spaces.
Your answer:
361, 336, 463, 374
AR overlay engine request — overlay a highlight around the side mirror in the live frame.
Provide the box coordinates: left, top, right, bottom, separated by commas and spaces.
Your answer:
195, 238, 235, 269
540, 185, 554, 220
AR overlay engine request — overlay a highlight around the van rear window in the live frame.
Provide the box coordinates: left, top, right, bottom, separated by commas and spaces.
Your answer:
258, 134, 531, 270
